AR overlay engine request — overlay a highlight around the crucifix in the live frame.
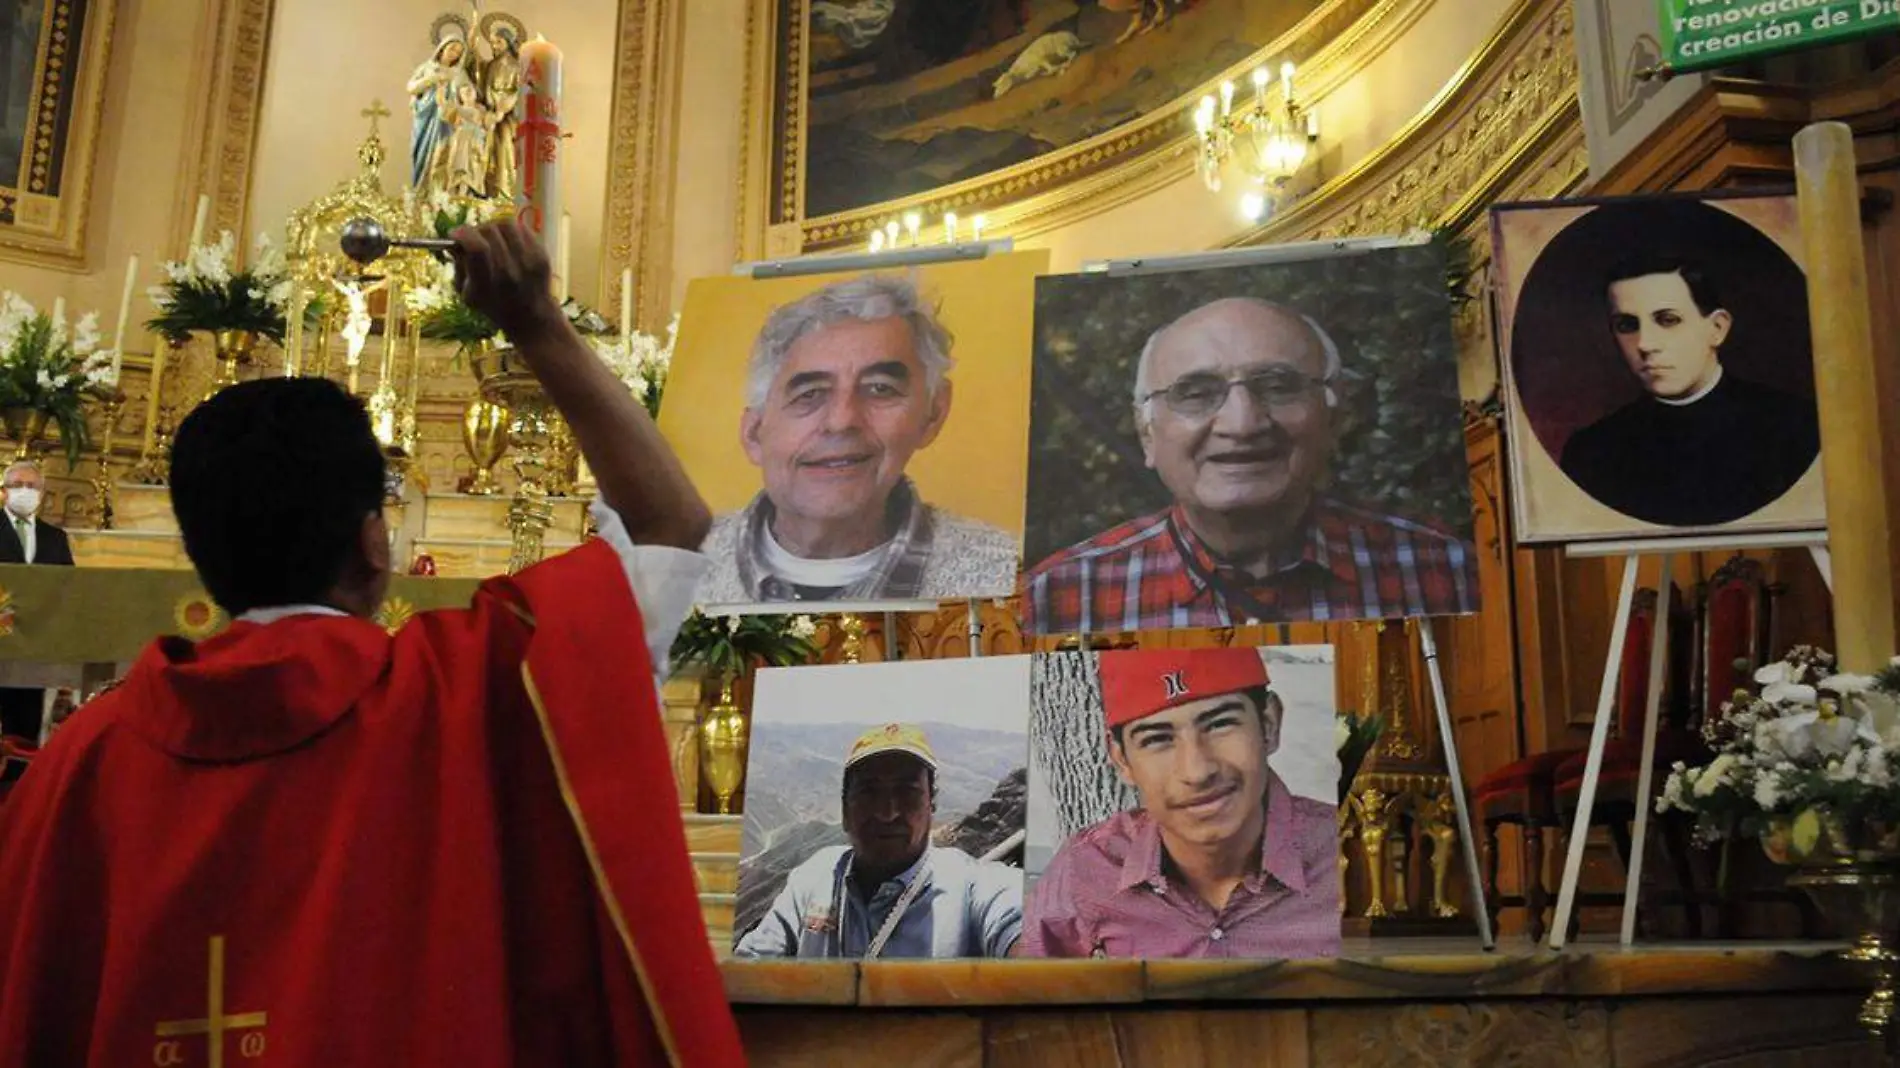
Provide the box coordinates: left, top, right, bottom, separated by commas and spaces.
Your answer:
361, 99, 391, 138
153, 935, 269, 1068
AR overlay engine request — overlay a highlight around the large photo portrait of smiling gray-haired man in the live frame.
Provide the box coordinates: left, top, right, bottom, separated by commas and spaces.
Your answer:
1020, 243, 1482, 636
658, 253, 1046, 610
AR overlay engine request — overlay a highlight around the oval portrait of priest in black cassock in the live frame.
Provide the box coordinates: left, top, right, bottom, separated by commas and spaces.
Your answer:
1494, 193, 1823, 543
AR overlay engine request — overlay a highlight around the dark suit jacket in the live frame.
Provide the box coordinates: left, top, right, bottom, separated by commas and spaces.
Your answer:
0, 516, 72, 567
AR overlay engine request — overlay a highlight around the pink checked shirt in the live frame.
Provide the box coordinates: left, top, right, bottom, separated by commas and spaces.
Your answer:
1022, 774, 1341, 959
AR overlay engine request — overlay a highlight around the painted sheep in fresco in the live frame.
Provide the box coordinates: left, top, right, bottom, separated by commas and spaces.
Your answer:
992, 31, 1084, 99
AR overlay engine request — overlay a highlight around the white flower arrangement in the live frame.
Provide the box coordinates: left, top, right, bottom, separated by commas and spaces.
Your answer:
588, 315, 677, 417
0, 291, 119, 466
146, 231, 294, 344
1657, 645, 1900, 844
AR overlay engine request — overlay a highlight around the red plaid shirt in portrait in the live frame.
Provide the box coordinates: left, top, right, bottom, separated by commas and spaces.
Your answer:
1022, 498, 1480, 635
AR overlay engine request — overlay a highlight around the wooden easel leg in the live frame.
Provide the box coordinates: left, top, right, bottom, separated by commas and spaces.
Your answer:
1621, 552, 1673, 946
1417, 619, 1496, 949
1549, 553, 1641, 950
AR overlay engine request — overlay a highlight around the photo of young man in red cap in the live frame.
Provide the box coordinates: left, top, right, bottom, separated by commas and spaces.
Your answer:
1023, 646, 1340, 959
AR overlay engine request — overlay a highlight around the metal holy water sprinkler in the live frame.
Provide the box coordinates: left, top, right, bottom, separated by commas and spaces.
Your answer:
339, 216, 457, 266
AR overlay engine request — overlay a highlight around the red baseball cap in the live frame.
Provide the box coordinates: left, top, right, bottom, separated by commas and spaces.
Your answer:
1098, 648, 1270, 731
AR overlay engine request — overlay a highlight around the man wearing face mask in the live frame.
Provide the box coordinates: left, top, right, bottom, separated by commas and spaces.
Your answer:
1559, 255, 1820, 527
0, 460, 73, 743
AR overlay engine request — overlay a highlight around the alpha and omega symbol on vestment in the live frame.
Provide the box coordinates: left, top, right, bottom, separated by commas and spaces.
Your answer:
152, 935, 268, 1067
1161, 671, 1190, 700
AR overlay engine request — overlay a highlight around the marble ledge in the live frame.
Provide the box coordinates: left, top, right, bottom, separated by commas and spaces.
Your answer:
719, 945, 1868, 1008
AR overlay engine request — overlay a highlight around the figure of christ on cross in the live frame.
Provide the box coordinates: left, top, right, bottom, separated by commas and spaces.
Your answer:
0, 219, 745, 1066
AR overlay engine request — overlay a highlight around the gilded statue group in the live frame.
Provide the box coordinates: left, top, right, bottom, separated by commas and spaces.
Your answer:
407, 11, 527, 200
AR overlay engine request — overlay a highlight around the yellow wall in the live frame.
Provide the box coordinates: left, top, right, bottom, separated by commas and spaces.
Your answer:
0, 0, 213, 334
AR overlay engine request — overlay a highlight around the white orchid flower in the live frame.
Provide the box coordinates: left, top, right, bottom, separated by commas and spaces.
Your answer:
1762, 681, 1819, 706
1692, 753, 1738, 797
1755, 661, 1795, 686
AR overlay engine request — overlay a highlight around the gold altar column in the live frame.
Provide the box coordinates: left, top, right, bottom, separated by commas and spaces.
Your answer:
1794, 121, 1898, 674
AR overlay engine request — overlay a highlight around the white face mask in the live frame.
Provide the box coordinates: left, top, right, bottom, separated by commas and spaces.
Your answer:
5, 488, 39, 518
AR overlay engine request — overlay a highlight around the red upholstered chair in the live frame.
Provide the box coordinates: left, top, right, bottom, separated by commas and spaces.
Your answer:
1474, 588, 1660, 941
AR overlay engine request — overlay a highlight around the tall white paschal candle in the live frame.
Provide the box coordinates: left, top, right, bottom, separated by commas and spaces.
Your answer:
516, 35, 563, 259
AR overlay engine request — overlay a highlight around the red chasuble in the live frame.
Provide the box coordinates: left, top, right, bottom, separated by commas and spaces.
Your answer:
0, 541, 745, 1067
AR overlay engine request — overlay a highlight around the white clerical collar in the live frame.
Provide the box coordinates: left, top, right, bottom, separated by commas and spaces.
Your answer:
236, 604, 350, 626
1655, 365, 1723, 407
759, 523, 883, 589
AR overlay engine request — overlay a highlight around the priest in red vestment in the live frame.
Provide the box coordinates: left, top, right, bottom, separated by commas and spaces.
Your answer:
0, 219, 746, 1066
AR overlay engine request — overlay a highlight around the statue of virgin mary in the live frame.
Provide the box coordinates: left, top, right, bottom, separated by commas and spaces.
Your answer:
407, 15, 471, 191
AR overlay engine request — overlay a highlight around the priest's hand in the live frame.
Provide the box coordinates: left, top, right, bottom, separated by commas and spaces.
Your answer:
450, 218, 563, 344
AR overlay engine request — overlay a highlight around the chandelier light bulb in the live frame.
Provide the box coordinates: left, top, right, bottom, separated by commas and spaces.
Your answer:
1281, 61, 1296, 99
870, 229, 886, 253
884, 220, 900, 245
972, 214, 988, 241
1252, 66, 1271, 88
944, 211, 959, 244
1239, 192, 1267, 223
1220, 80, 1236, 115
903, 211, 922, 245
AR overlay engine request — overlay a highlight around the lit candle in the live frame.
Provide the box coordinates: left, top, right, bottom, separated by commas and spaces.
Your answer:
972, 215, 987, 242
1306, 111, 1320, 138
556, 213, 572, 303
884, 220, 900, 247
1252, 66, 1270, 105
515, 35, 565, 256
1220, 80, 1235, 116
903, 211, 922, 247
869, 229, 886, 253
111, 253, 138, 377
619, 267, 634, 339
944, 212, 959, 244
187, 194, 210, 251
1281, 61, 1296, 101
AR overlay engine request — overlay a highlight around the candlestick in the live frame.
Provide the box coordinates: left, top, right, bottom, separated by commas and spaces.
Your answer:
90, 390, 125, 530
619, 267, 634, 339
944, 212, 959, 244
187, 195, 210, 251
516, 35, 565, 257
556, 213, 572, 303
138, 333, 166, 465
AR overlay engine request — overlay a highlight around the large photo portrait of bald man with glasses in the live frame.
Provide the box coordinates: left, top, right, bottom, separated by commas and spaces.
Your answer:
1021, 245, 1481, 636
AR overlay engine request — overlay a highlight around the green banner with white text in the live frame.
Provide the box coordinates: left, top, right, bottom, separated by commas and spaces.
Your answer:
1659, 0, 1899, 74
